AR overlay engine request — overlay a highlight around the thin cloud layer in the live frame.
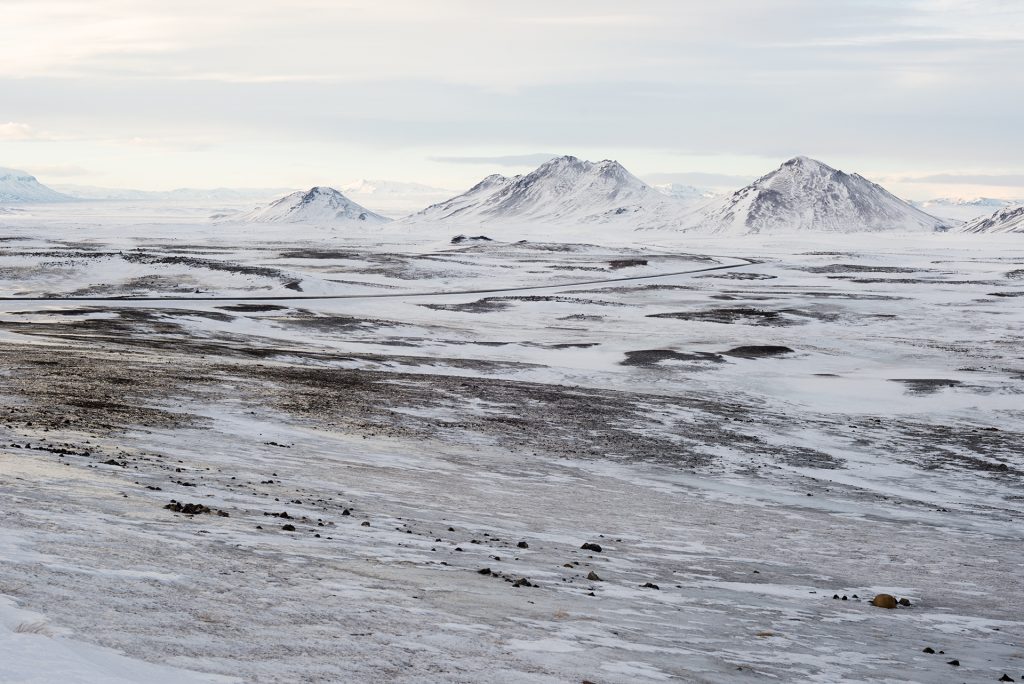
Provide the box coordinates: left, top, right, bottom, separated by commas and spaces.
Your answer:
0, 0, 1021, 196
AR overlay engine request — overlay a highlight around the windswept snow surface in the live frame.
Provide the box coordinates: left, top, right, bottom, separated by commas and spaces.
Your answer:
236, 186, 390, 225
680, 156, 952, 235
960, 204, 1024, 234
0, 203, 1021, 683
0, 168, 72, 204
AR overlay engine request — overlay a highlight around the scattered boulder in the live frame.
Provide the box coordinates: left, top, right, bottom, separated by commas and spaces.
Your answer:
923, 647, 935, 654
870, 593, 898, 609
947, 659, 960, 667
580, 543, 602, 553
477, 568, 492, 576
586, 571, 602, 581
640, 582, 660, 590
164, 501, 215, 515
517, 541, 529, 549
998, 675, 1014, 682
898, 597, 912, 606
281, 524, 296, 532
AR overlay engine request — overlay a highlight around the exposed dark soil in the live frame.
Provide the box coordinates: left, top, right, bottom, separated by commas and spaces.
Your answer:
800, 264, 921, 274
622, 350, 725, 366
889, 378, 963, 395
721, 346, 795, 359
648, 307, 815, 326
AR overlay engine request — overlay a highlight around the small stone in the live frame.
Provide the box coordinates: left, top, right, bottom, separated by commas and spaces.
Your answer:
361, 521, 370, 527
947, 659, 960, 666
841, 595, 848, 601
640, 582, 660, 590
580, 543, 602, 553
517, 541, 529, 549
478, 568, 492, 575
281, 524, 296, 531
586, 571, 602, 581
833, 594, 840, 599
923, 647, 935, 654
998, 675, 1013, 682
898, 597, 912, 606
870, 593, 898, 609
341, 509, 351, 516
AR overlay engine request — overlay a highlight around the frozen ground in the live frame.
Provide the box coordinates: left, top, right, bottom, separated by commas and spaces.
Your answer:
0, 204, 1022, 683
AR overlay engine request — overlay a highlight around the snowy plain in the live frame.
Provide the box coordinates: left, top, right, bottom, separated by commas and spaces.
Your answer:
0, 201, 1022, 683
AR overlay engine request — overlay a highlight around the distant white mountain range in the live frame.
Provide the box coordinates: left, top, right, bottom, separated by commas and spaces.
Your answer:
50, 184, 294, 203
910, 197, 1021, 222
0, 167, 73, 203
4, 161, 1021, 235
340, 179, 455, 218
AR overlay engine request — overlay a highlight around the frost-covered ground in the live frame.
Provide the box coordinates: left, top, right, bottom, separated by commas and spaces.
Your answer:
0, 204, 1022, 683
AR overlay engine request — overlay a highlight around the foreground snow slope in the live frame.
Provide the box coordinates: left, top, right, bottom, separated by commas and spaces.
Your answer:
0, 207, 1020, 682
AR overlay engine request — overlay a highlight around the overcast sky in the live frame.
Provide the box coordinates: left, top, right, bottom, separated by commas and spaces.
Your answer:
1, 0, 1022, 199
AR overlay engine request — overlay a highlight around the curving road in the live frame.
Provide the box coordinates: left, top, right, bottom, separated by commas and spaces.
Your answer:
0, 255, 757, 304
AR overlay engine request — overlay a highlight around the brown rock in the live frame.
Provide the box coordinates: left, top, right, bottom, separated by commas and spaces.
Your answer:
870, 593, 898, 609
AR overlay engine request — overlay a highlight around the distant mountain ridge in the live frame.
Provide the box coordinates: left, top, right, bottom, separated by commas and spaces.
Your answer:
237, 186, 390, 225
959, 204, 1024, 234
0, 167, 73, 203
53, 184, 295, 203
682, 156, 951, 234
911, 197, 1019, 222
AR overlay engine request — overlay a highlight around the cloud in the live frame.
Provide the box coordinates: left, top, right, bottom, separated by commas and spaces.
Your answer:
429, 153, 559, 167
0, 122, 55, 141
899, 173, 1024, 186
25, 164, 91, 177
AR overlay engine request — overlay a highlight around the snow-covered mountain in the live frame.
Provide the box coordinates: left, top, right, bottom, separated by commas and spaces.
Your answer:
911, 197, 1018, 222
237, 187, 389, 225
682, 157, 951, 234
0, 167, 73, 203
404, 155, 689, 229
340, 179, 455, 218
959, 204, 1024, 234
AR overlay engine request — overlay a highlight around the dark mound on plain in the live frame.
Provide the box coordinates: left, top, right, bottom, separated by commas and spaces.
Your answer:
721, 346, 795, 359
622, 350, 725, 367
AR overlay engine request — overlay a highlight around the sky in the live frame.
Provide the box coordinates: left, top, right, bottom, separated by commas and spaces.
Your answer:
1, 0, 1022, 200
